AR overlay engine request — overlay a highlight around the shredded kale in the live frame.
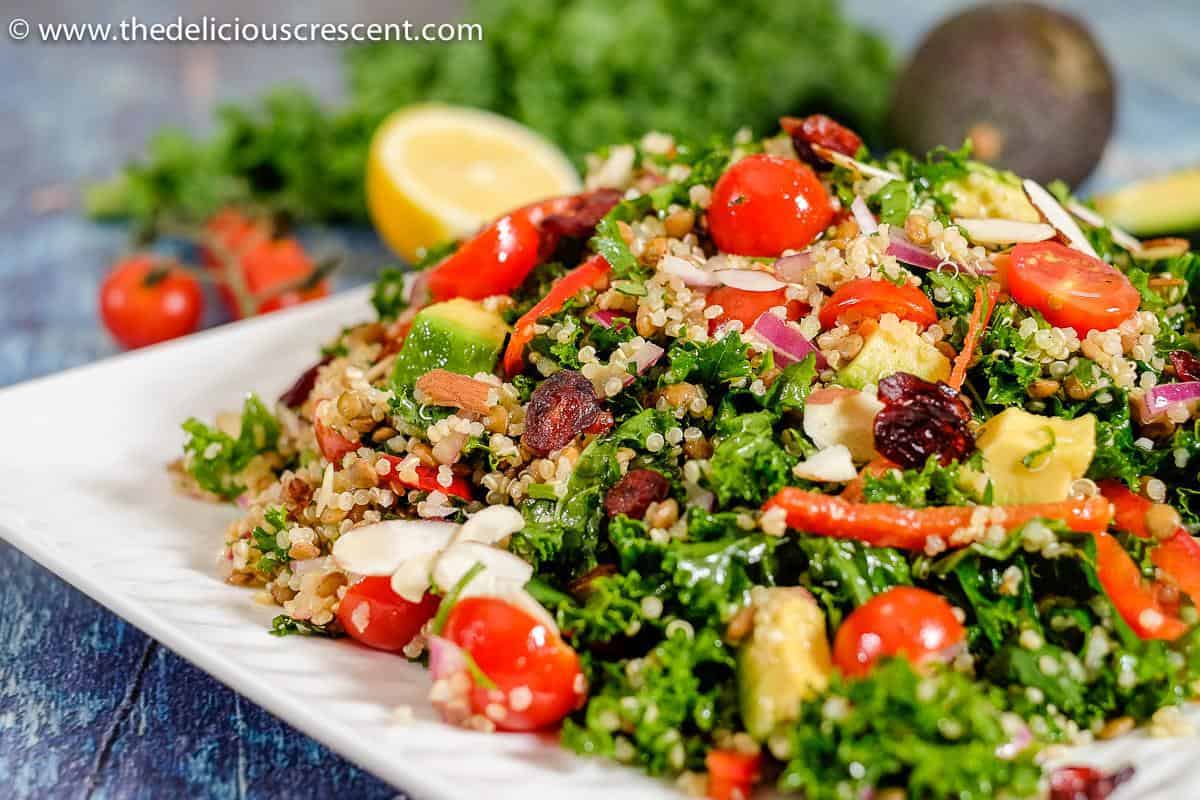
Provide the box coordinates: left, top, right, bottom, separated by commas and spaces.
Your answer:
860, 455, 987, 508
181, 394, 280, 500
795, 536, 911, 626
779, 659, 1043, 800
661, 332, 753, 386
706, 409, 796, 506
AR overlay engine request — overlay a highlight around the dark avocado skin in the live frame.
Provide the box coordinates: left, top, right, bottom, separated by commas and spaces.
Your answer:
889, 2, 1115, 188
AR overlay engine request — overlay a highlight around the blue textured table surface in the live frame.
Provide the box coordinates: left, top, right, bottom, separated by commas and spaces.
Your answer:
1, 1, 1197, 798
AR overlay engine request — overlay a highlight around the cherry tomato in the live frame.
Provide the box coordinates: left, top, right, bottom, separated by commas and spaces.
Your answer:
314, 417, 360, 464
201, 209, 271, 269
240, 238, 329, 315
337, 576, 440, 652
706, 286, 806, 334
706, 749, 762, 800
707, 154, 833, 257
443, 596, 585, 732
427, 212, 542, 302
99, 255, 204, 349
833, 586, 966, 677
1005, 242, 1139, 335
818, 278, 937, 330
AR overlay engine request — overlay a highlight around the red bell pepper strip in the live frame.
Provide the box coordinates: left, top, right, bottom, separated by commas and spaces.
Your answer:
314, 418, 361, 464
426, 212, 542, 302
378, 454, 473, 501
502, 254, 611, 376
1100, 480, 1200, 604
762, 488, 1112, 551
1092, 530, 1188, 640
705, 749, 762, 800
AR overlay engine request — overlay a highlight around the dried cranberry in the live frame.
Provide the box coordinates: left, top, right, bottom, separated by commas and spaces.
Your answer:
873, 372, 974, 469
781, 114, 864, 169
278, 356, 331, 408
522, 370, 611, 455
1170, 350, 1200, 382
1049, 765, 1134, 800
537, 189, 623, 259
603, 468, 670, 519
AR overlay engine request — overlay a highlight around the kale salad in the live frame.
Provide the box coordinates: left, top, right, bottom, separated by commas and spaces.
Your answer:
176, 116, 1200, 800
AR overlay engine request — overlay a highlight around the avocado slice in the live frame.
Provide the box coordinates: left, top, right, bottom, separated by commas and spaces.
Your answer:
1093, 169, 1200, 238
391, 298, 509, 389
836, 316, 950, 390
738, 588, 833, 742
974, 408, 1096, 504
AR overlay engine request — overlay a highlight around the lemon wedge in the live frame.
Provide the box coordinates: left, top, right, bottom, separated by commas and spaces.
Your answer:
366, 105, 581, 263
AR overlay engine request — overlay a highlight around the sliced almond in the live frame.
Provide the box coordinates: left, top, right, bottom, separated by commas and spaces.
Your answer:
432, 541, 533, 597
456, 505, 525, 546
1066, 200, 1144, 253
714, 269, 786, 292
1137, 238, 1191, 261
810, 144, 901, 182
331, 519, 457, 575
792, 444, 858, 483
954, 218, 1056, 245
390, 553, 437, 603
1022, 179, 1098, 258
659, 254, 722, 287
415, 369, 495, 416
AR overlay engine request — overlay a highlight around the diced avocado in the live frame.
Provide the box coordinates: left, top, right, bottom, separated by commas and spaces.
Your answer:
1093, 168, 1200, 238
945, 167, 1040, 223
974, 408, 1096, 504
391, 298, 509, 389
738, 588, 833, 741
836, 316, 951, 390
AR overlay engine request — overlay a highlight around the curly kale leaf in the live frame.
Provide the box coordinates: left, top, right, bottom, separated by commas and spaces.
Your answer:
181, 394, 280, 500
662, 331, 753, 387
795, 536, 911, 627
779, 659, 1042, 800
706, 409, 796, 506
860, 455, 988, 508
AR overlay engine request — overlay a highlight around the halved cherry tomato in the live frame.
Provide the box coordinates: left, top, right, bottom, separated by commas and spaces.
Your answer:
443, 596, 585, 732
1005, 242, 1139, 335
337, 576, 439, 652
314, 418, 360, 465
99, 255, 204, 349
503, 254, 611, 376
708, 154, 834, 257
706, 749, 762, 800
818, 278, 937, 330
706, 286, 806, 334
833, 586, 966, 677
427, 212, 542, 302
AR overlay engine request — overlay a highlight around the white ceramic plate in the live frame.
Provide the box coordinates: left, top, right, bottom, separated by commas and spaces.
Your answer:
0, 288, 1196, 800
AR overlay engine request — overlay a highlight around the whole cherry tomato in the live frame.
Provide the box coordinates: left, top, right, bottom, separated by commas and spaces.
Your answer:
1005, 241, 1139, 335
443, 596, 585, 732
337, 576, 440, 652
833, 586, 966, 677
818, 278, 938, 330
707, 154, 833, 257
99, 255, 204, 349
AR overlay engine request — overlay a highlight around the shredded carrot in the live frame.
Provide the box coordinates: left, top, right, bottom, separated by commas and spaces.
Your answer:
948, 284, 998, 390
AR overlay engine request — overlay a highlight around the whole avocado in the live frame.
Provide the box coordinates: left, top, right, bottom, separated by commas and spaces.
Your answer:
889, 2, 1114, 188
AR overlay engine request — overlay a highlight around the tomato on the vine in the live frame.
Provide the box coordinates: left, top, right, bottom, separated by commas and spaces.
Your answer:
706, 286, 806, 333
833, 586, 966, 677
707, 154, 833, 257
442, 596, 584, 732
99, 255, 204, 349
337, 576, 439, 652
818, 278, 937, 330
1004, 241, 1139, 335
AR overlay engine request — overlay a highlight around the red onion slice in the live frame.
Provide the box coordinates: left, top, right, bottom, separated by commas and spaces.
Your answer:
660, 254, 722, 287
427, 635, 468, 680
750, 311, 827, 369
851, 196, 879, 235
588, 309, 630, 328
1140, 381, 1200, 419
887, 233, 995, 277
